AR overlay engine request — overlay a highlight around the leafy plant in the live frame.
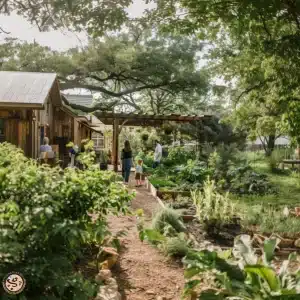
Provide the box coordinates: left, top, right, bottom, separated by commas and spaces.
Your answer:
149, 176, 177, 189
163, 147, 196, 167
228, 165, 276, 195
76, 139, 96, 169
152, 207, 186, 234
0, 142, 133, 299
269, 148, 286, 172
192, 179, 235, 234
183, 235, 300, 299
175, 159, 211, 184
161, 234, 189, 257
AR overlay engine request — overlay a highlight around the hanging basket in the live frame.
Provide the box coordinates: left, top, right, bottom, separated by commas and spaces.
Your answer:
163, 123, 174, 135
141, 132, 149, 141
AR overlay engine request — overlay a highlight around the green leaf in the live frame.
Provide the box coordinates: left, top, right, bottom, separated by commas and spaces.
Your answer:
198, 290, 228, 299
184, 267, 201, 279
144, 229, 166, 242
182, 279, 201, 297
245, 265, 280, 292
263, 239, 278, 264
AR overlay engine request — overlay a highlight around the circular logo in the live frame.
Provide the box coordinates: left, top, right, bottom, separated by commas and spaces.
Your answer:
2, 272, 26, 295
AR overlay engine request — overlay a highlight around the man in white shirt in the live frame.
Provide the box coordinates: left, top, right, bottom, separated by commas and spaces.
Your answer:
153, 140, 162, 168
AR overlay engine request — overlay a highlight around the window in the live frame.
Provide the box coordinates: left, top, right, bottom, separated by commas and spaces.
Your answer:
92, 133, 104, 149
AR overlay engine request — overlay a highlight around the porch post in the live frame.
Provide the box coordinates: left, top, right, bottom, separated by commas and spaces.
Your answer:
112, 118, 119, 172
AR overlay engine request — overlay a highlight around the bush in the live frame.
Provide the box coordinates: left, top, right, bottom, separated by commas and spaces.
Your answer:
175, 160, 211, 184
268, 148, 286, 172
192, 179, 236, 234
183, 235, 300, 299
149, 176, 177, 189
162, 147, 196, 167
152, 207, 186, 234
209, 144, 246, 182
0, 143, 132, 299
161, 235, 189, 257
228, 165, 276, 195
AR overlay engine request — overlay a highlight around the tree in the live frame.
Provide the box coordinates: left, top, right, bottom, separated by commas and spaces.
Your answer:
146, 0, 300, 143
0, 0, 132, 36
0, 30, 209, 114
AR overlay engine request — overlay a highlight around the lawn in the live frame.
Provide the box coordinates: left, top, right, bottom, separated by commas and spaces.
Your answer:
232, 153, 300, 207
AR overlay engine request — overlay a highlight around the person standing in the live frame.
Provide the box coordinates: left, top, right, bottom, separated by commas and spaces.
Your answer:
121, 140, 134, 185
40, 137, 52, 153
135, 159, 144, 187
153, 140, 162, 168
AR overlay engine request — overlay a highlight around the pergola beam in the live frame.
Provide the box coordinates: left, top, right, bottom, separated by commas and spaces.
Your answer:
104, 112, 212, 174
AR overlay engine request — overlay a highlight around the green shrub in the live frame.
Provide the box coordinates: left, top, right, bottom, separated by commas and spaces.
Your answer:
268, 148, 286, 172
183, 235, 300, 299
175, 159, 211, 184
0, 142, 132, 299
162, 147, 196, 167
152, 207, 186, 234
192, 179, 235, 232
259, 209, 300, 238
209, 144, 246, 182
161, 235, 189, 257
228, 166, 276, 195
149, 176, 177, 188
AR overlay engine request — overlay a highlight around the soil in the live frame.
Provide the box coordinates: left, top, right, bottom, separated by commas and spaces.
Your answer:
108, 178, 185, 300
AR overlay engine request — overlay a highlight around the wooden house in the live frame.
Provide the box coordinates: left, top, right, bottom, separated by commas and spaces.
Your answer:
0, 71, 100, 163
62, 94, 113, 151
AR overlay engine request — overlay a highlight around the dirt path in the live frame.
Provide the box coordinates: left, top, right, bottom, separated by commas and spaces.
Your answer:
108, 181, 185, 300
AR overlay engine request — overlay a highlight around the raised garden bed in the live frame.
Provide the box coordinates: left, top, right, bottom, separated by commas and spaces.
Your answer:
146, 179, 300, 256
146, 177, 195, 221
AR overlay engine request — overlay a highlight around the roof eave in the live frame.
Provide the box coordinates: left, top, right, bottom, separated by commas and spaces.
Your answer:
0, 103, 44, 109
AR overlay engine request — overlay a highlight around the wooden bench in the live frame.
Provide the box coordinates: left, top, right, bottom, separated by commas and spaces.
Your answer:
282, 159, 300, 169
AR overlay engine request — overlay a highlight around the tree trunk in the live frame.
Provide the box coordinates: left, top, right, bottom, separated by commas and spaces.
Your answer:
265, 135, 276, 156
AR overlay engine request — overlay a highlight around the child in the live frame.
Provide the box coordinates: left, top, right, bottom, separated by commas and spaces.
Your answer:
135, 159, 144, 187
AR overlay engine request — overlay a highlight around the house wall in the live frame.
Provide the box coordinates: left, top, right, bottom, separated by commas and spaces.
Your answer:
0, 109, 33, 157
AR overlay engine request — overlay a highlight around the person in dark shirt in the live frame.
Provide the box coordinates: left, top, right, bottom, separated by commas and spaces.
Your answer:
121, 140, 134, 184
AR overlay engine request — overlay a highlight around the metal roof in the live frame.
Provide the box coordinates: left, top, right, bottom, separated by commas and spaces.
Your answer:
62, 94, 94, 107
94, 112, 212, 126
0, 71, 58, 107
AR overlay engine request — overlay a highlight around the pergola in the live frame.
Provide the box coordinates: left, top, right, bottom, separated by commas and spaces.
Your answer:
92, 111, 212, 172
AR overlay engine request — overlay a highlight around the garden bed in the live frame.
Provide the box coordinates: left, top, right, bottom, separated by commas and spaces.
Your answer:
146, 178, 195, 221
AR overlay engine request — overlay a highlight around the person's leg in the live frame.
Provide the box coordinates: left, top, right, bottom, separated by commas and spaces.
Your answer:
124, 158, 131, 183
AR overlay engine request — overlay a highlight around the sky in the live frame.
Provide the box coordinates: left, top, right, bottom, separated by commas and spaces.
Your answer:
0, 1, 225, 87
0, 0, 154, 51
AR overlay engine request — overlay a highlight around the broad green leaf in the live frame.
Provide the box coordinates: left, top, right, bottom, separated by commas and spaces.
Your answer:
263, 239, 278, 264
245, 265, 280, 292
184, 267, 201, 279
143, 229, 166, 242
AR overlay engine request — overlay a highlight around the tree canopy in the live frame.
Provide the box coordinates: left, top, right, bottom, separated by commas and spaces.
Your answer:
0, 0, 132, 35
0, 30, 209, 114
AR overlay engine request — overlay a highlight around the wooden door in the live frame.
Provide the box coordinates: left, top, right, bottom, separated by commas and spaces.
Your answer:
5, 119, 18, 147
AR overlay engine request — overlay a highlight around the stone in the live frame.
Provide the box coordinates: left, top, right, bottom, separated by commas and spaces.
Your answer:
146, 290, 155, 295
95, 269, 112, 283
96, 277, 121, 300
98, 247, 119, 270
295, 238, 300, 248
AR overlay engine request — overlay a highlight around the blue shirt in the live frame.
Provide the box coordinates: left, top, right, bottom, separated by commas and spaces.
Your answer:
40, 145, 52, 152
136, 165, 143, 173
